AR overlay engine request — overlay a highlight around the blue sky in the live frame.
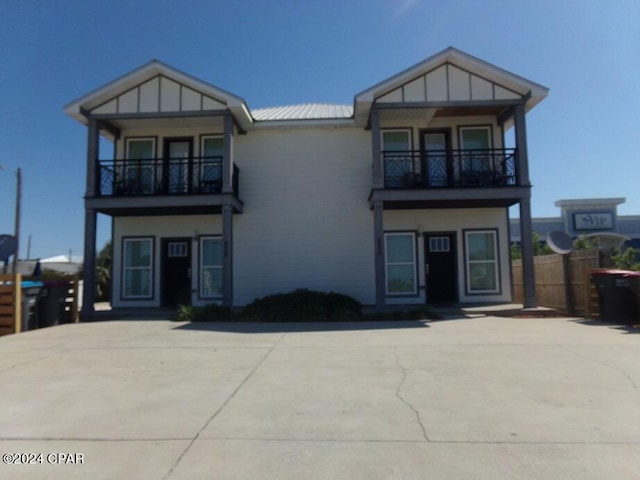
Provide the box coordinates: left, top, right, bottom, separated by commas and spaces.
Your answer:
0, 0, 638, 260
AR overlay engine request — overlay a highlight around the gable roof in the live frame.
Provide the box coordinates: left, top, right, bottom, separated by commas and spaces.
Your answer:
64, 60, 253, 130
354, 47, 549, 125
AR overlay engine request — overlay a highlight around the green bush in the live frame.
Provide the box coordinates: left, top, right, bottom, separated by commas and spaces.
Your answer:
241, 289, 362, 322
174, 303, 231, 322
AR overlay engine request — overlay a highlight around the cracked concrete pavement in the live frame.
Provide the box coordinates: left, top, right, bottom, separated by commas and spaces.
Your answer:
0, 316, 639, 479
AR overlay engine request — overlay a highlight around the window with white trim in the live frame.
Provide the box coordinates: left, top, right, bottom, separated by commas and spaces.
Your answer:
123, 238, 153, 299
200, 237, 223, 298
385, 232, 417, 295
465, 230, 499, 293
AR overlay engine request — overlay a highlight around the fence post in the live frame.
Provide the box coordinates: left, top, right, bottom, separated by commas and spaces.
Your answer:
13, 273, 22, 334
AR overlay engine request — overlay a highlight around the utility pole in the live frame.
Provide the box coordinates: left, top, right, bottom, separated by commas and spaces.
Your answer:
13, 168, 21, 274
0, 165, 20, 273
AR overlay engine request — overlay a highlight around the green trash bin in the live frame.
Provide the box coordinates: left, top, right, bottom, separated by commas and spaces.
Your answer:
591, 270, 638, 324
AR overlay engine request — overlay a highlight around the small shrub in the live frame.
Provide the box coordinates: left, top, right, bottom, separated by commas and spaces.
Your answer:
241, 289, 362, 322
174, 303, 232, 322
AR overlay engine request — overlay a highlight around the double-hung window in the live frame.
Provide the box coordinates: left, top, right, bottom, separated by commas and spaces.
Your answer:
465, 230, 499, 294
200, 237, 223, 298
385, 232, 417, 295
123, 238, 153, 299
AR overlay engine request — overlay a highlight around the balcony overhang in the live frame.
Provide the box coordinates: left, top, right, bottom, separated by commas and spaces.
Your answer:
369, 186, 530, 210
86, 193, 243, 216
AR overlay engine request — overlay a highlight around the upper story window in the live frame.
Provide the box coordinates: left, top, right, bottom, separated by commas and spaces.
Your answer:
199, 135, 224, 192
459, 126, 492, 150
382, 130, 411, 151
126, 138, 155, 159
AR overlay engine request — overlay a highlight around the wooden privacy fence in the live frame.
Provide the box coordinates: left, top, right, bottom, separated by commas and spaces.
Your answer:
0, 274, 79, 337
512, 249, 607, 317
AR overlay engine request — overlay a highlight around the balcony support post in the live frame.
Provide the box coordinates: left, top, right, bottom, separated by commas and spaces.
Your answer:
81, 207, 97, 318
513, 103, 537, 308
222, 204, 233, 307
371, 108, 383, 189
222, 113, 234, 194
373, 200, 386, 311
86, 119, 99, 197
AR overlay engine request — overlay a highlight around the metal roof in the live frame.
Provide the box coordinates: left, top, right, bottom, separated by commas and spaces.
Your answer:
251, 103, 353, 121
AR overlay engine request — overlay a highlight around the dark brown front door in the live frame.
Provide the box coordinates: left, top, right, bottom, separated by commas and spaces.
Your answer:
425, 233, 457, 304
161, 238, 191, 306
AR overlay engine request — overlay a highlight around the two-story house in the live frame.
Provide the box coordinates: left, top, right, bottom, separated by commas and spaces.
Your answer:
64, 47, 547, 316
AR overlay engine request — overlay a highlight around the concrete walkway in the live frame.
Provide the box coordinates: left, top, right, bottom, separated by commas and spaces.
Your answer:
0, 315, 638, 479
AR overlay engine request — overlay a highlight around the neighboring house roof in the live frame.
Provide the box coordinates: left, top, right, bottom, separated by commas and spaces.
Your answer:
252, 103, 353, 121
41, 254, 83, 264
63, 59, 253, 131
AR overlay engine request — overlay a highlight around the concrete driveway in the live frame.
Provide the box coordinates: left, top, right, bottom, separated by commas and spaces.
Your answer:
0, 315, 639, 479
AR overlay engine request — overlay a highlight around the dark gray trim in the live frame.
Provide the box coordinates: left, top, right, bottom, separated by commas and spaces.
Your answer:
513, 104, 530, 186
373, 201, 385, 311
519, 197, 537, 308
120, 236, 155, 302
97, 120, 121, 140
371, 109, 382, 188
384, 230, 420, 298
369, 186, 530, 208
462, 228, 502, 296
222, 204, 233, 307
86, 119, 99, 197
372, 99, 525, 110
86, 110, 232, 121
222, 113, 234, 194
85, 193, 244, 216
80, 208, 97, 316
197, 234, 223, 301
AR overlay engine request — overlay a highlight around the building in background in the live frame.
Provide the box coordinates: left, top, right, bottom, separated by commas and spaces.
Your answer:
511, 198, 640, 250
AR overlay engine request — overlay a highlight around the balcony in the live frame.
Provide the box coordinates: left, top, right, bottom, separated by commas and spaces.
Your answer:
383, 149, 517, 189
88, 157, 243, 216
98, 157, 239, 197
371, 148, 526, 209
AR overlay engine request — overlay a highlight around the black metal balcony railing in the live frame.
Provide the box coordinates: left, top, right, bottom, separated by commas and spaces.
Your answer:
383, 149, 517, 189
98, 157, 239, 197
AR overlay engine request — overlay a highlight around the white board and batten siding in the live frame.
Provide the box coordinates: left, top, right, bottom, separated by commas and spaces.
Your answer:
377, 63, 522, 104
385, 208, 512, 304
91, 75, 226, 115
